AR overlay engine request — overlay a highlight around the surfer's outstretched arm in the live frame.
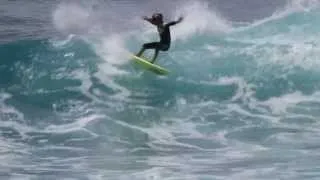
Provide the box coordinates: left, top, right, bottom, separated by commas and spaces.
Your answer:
166, 17, 184, 26
142, 16, 157, 25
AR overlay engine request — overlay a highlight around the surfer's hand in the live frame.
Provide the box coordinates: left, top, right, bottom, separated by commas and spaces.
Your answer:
177, 16, 183, 23
142, 16, 149, 20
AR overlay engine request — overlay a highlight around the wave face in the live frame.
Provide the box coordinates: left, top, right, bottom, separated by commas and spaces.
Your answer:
1, 0, 320, 179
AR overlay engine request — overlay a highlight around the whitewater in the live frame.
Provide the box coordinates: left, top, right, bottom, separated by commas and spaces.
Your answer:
1, 0, 320, 179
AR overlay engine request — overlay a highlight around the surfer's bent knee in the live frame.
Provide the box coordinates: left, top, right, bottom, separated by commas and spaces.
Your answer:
142, 42, 169, 51
160, 44, 170, 51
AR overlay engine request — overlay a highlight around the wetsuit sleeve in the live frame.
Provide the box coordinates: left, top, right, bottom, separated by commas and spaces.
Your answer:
166, 17, 183, 26
143, 17, 158, 26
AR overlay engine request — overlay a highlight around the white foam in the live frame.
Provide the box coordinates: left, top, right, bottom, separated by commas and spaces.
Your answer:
216, 77, 256, 103
171, 1, 231, 40
282, 0, 320, 13
0, 93, 24, 122
262, 42, 320, 70
91, 33, 132, 77
53, 2, 134, 74
44, 114, 103, 135
225, 1, 320, 71
234, 0, 319, 33
225, 35, 320, 72
188, 76, 258, 105
49, 34, 76, 48
53, 2, 93, 34
0, 92, 33, 137
260, 91, 320, 114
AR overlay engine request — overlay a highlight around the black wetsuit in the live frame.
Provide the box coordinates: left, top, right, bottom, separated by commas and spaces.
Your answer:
143, 21, 178, 51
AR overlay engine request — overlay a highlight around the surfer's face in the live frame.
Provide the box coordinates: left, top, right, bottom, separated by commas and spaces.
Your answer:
152, 13, 163, 25
153, 19, 162, 25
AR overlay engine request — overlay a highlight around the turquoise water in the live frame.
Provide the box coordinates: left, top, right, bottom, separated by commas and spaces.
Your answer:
2, 0, 320, 179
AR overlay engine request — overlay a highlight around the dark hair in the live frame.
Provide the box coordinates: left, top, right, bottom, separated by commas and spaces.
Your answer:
152, 13, 163, 21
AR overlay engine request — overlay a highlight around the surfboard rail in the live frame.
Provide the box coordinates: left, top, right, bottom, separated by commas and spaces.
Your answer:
131, 54, 169, 75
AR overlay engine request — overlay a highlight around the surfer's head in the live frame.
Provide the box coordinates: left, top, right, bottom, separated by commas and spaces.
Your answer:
151, 13, 163, 24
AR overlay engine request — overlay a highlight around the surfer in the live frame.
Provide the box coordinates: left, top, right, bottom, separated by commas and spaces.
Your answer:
136, 13, 183, 63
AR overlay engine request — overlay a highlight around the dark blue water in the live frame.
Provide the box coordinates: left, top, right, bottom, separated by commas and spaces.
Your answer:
1, 0, 320, 179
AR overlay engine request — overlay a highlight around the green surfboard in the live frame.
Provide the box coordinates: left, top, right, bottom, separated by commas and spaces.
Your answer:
131, 54, 169, 75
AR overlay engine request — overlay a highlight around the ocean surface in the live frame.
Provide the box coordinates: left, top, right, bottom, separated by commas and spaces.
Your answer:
1, 0, 320, 179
